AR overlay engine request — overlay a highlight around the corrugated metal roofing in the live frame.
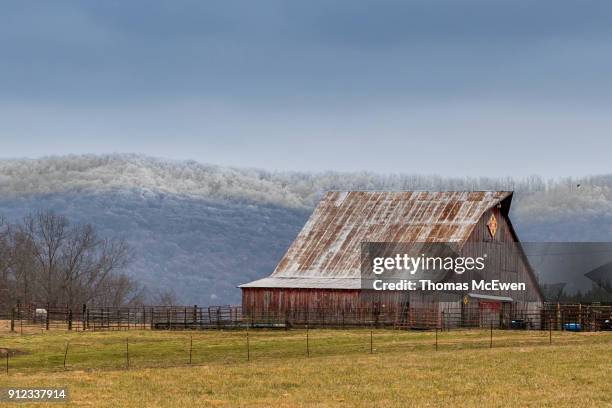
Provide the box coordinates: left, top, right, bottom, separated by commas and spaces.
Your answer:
239, 277, 362, 289
241, 191, 512, 289
468, 293, 514, 302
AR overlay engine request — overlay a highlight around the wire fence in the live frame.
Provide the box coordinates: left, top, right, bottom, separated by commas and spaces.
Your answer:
1, 327, 611, 375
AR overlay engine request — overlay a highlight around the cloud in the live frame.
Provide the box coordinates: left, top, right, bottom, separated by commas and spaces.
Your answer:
2, 1, 612, 176
2, 1, 612, 103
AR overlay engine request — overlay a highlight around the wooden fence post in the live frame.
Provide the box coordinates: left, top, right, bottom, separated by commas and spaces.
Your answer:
126, 338, 130, 369
63, 341, 70, 369
189, 335, 193, 365
435, 327, 438, 351
46, 302, 50, 330
549, 318, 552, 345
306, 325, 309, 357
561, 310, 565, 331
68, 309, 73, 331
490, 321, 493, 348
246, 326, 250, 361
10, 307, 15, 332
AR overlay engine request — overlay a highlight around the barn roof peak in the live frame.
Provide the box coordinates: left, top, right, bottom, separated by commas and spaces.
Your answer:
240, 190, 513, 288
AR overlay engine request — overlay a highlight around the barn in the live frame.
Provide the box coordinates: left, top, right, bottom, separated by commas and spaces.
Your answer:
240, 191, 544, 328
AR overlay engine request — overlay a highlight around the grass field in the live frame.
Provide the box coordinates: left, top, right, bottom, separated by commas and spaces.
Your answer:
1, 328, 611, 407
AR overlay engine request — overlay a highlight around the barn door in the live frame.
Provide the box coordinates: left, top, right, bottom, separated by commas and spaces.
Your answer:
479, 301, 501, 328
500, 302, 512, 329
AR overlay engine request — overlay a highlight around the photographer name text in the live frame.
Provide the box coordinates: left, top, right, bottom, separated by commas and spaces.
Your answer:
372, 279, 526, 291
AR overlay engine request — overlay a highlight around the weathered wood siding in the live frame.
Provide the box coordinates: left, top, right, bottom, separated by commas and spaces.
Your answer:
242, 288, 409, 324
457, 206, 543, 308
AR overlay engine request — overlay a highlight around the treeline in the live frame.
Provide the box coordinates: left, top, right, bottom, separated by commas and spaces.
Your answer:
3, 154, 612, 210
0, 211, 142, 312
540, 283, 612, 303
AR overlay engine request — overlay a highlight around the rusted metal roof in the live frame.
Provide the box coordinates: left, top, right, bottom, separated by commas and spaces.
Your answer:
239, 277, 361, 289
241, 191, 512, 289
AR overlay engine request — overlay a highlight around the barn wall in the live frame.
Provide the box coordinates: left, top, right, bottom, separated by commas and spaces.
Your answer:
242, 288, 360, 315
241, 288, 410, 324
454, 206, 543, 309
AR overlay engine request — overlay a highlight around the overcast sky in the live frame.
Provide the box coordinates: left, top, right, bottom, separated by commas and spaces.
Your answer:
1, 1, 612, 177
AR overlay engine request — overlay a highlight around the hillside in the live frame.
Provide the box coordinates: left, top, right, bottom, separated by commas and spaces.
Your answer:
1, 154, 612, 304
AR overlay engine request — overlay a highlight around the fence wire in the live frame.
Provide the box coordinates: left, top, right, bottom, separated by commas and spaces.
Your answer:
1, 328, 611, 375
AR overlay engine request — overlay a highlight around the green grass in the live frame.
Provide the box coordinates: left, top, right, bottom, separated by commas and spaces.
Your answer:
1, 329, 611, 407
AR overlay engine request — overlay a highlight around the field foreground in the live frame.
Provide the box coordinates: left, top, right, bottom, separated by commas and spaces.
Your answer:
0, 329, 610, 407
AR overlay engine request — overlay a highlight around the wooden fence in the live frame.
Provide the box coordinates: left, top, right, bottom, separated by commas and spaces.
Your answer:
1, 303, 610, 334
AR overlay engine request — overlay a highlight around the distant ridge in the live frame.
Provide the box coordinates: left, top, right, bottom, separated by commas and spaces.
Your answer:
1, 154, 612, 304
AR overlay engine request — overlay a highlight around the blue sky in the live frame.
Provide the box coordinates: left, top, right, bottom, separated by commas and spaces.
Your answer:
1, 1, 612, 177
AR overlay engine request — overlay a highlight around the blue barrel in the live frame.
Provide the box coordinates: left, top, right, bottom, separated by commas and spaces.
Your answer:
563, 322, 582, 332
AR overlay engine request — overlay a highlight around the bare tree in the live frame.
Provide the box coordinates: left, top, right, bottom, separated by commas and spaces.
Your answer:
7, 227, 38, 307
20, 212, 69, 306
0, 217, 11, 310
1, 211, 139, 311
153, 288, 178, 306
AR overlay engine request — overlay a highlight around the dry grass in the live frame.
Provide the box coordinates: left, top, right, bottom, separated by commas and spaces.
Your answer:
0, 319, 52, 336
1, 329, 610, 407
